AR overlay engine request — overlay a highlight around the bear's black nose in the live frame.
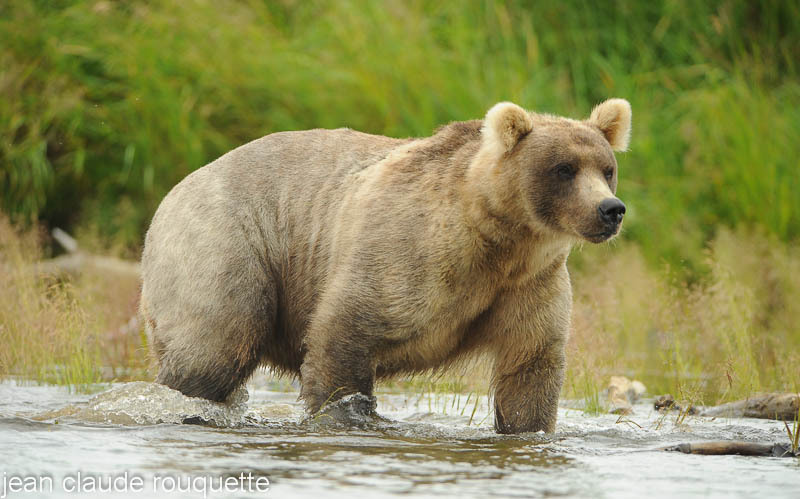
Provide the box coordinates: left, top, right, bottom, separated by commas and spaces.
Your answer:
598, 198, 626, 225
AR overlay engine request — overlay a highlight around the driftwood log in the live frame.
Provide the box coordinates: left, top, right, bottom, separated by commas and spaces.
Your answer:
34, 252, 140, 277
24, 228, 143, 346
655, 393, 799, 421
663, 441, 797, 457
33, 227, 141, 278
699, 393, 799, 421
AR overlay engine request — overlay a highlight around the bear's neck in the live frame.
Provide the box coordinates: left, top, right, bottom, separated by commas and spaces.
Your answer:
461, 147, 536, 244
460, 188, 572, 282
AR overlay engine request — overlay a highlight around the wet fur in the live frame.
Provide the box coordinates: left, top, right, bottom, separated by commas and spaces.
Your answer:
140, 99, 631, 433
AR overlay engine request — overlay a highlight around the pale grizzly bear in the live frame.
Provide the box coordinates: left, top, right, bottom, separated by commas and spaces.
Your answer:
140, 99, 631, 433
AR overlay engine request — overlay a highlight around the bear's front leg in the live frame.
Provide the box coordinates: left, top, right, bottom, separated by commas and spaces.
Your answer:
485, 262, 572, 434
493, 338, 566, 434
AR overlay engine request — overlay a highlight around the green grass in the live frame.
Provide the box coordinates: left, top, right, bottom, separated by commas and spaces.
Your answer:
1, 0, 799, 267
785, 402, 800, 454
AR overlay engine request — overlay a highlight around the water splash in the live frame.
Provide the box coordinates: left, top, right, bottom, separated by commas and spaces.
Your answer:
33, 381, 249, 426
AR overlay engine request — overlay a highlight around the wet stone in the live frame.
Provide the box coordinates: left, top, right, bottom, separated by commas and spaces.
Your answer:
605, 376, 647, 414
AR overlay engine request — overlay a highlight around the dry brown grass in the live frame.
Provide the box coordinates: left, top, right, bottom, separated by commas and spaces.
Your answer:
2, 215, 797, 406
567, 229, 800, 406
0, 216, 148, 390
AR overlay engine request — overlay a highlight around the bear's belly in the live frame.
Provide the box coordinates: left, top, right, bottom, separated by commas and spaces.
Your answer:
373, 288, 496, 375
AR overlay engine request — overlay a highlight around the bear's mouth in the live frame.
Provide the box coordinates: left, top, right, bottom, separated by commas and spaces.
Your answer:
581, 229, 618, 243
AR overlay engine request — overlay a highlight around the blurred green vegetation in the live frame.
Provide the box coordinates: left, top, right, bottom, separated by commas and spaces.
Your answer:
1, 0, 799, 269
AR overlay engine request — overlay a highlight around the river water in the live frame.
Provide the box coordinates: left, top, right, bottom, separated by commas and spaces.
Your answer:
1, 374, 797, 498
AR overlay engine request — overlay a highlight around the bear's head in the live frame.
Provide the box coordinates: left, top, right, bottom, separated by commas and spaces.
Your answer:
475, 99, 631, 243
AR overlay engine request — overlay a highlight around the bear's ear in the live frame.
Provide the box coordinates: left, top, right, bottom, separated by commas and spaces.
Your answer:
588, 98, 632, 152
482, 102, 534, 154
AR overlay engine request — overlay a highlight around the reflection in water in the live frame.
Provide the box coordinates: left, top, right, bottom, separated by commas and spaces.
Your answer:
1, 379, 796, 498
141, 427, 574, 496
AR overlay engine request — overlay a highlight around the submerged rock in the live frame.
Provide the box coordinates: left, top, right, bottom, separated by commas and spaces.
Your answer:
249, 402, 298, 421
653, 394, 699, 415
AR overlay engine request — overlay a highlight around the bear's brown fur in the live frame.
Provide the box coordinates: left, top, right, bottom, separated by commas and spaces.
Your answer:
140, 99, 632, 433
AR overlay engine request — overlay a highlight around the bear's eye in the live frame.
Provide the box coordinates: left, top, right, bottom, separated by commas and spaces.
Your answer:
604, 169, 614, 182
554, 163, 576, 180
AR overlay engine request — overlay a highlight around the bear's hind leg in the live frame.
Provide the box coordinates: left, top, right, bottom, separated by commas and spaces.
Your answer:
145, 271, 278, 404
154, 329, 264, 403
153, 315, 270, 403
